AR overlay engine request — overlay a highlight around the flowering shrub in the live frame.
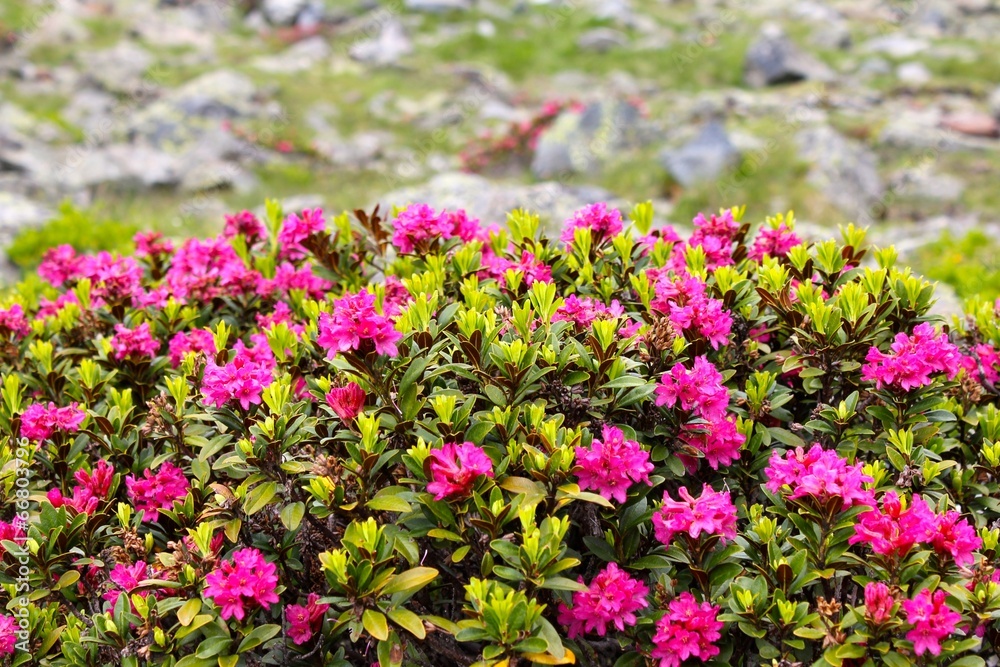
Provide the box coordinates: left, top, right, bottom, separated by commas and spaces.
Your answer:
3, 199, 1000, 667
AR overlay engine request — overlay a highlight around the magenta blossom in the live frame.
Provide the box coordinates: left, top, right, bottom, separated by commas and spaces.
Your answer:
317, 291, 402, 358
862, 323, 962, 391
426, 442, 494, 501
278, 208, 325, 261
325, 383, 366, 420
125, 462, 190, 522
223, 210, 266, 244
0, 304, 31, 339
110, 323, 160, 360
650, 275, 732, 349
748, 222, 802, 261
0, 614, 17, 656
287, 593, 330, 645
655, 356, 730, 422
574, 425, 652, 503
651, 592, 723, 667
201, 338, 275, 410
557, 563, 649, 638
864, 582, 895, 625
561, 203, 623, 247
765, 444, 874, 511
204, 548, 280, 622
902, 589, 961, 656
20, 402, 86, 442
653, 485, 738, 546
168, 330, 216, 368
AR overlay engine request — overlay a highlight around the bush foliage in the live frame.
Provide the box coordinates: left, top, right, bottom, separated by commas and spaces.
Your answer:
2, 200, 1000, 667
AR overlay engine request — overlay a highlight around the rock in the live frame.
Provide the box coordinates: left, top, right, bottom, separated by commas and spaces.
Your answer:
376, 172, 619, 232
744, 25, 834, 87
577, 28, 628, 52
796, 126, 884, 220
897, 62, 932, 85
78, 41, 154, 95
941, 112, 1000, 138
990, 87, 1000, 119
660, 122, 741, 187
251, 37, 331, 73
404, 0, 472, 11
891, 167, 965, 202
862, 35, 929, 58
261, 0, 308, 25
349, 19, 413, 66
531, 100, 644, 178
0, 192, 51, 233
477, 20, 497, 38
314, 131, 391, 168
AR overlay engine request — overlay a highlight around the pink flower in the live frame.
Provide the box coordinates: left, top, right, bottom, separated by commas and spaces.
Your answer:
38, 244, 83, 285
0, 614, 17, 656
765, 444, 874, 511
78, 252, 145, 304
655, 356, 730, 422
133, 231, 174, 259
204, 548, 280, 621
553, 296, 623, 329
20, 402, 86, 442
426, 442, 494, 501
0, 304, 31, 339
256, 262, 332, 299
317, 291, 402, 358
678, 415, 745, 471
391, 204, 455, 254
902, 589, 961, 656
862, 323, 962, 391
864, 582, 895, 625
278, 208, 325, 261
165, 237, 257, 302
223, 210, 266, 244
286, 593, 329, 645
201, 339, 275, 410
668, 209, 740, 272
325, 383, 366, 420
0, 520, 26, 558
110, 323, 160, 360
748, 222, 801, 261
575, 425, 652, 503
103, 562, 150, 607
561, 203, 623, 247
125, 462, 190, 522
168, 330, 216, 368
650, 276, 732, 349
650, 592, 723, 667
557, 563, 649, 638
926, 508, 981, 568
653, 485, 737, 546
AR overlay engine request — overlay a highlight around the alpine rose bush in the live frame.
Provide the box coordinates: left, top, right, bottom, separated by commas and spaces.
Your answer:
2, 200, 1000, 667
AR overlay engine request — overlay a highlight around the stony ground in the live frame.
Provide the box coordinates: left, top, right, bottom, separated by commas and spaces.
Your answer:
1, 0, 999, 293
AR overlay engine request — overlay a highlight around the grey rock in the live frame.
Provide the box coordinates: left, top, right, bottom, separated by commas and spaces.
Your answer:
349, 19, 413, 66
251, 37, 331, 73
989, 86, 1000, 119
744, 25, 834, 87
660, 122, 741, 188
376, 172, 619, 232
314, 131, 391, 168
0, 192, 51, 232
862, 35, 929, 58
261, 0, 309, 25
796, 126, 884, 220
577, 28, 628, 52
897, 62, 932, 85
78, 41, 154, 94
891, 167, 965, 202
531, 100, 644, 178
404, 0, 472, 11
476, 20, 497, 38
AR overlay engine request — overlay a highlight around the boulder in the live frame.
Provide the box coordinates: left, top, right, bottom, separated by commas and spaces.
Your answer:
744, 25, 834, 87
660, 122, 741, 188
531, 100, 643, 178
577, 28, 628, 52
796, 126, 884, 220
349, 19, 413, 66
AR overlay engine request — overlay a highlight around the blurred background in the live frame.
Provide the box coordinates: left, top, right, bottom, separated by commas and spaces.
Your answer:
1, 0, 998, 308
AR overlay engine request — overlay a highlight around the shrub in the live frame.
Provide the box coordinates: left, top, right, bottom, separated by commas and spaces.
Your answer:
914, 229, 1000, 301
6, 202, 137, 271
1, 200, 1000, 666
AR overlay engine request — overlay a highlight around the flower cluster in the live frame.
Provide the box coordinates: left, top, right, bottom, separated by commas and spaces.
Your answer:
748, 221, 802, 261
862, 323, 962, 391
48, 460, 114, 514
650, 592, 723, 667
902, 589, 961, 656
669, 209, 740, 272
390, 204, 483, 254
650, 276, 732, 349
0, 304, 30, 339
561, 203, 623, 247
0, 615, 18, 656
864, 582, 895, 624
655, 356, 730, 421
553, 296, 624, 329
168, 329, 216, 368
653, 485, 738, 546
203, 548, 280, 621
317, 290, 402, 357
325, 382, 366, 420
19, 402, 86, 442
426, 442, 494, 501
277, 208, 325, 261
286, 593, 329, 645
201, 338, 275, 410
110, 322, 160, 360
574, 424, 653, 503
125, 462, 190, 522
557, 563, 649, 638
765, 444, 874, 510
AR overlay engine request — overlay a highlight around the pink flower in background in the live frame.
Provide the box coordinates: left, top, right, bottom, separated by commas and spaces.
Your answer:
391, 204, 455, 254
962, 344, 1000, 385
204, 548, 279, 622
449, 209, 484, 243
111, 323, 160, 360
256, 262, 331, 299
669, 209, 740, 272
426, 442, 494, 500
166, 237, 257, 302
575, 425, 652, 503
862, 323, 962, 391
902, 589, 960, 656
256, 301, 304, 334
0, 304, 30, 339
286, 593, 330, 645
168, 330, 216, 368
201, 340, 275, 410
678, 415, 745, 471
765, 444, 873, 510
126, 462, 190, 522
653, 485, 737, 546
278, 208, 325, 261
223, 210, 266, 244
325, 383, 366, 420
103, 562, 150, 607
655, 356, 730, 422
0, 614, 18, 656
748, 223, 802, 261
317, 291, 402, 357
38, 244, 84, 285
561, 203, 623, 247
651, 592, 723, 667
557, 563, 649, 637
554, 296, 623, 329
864, 582, 895, 624
20, 402, 86, 442
133, 231, 174, 259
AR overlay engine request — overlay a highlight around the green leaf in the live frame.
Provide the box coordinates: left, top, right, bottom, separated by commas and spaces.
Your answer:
243, 482, 278, 516
237, 624, 281, 653
177, 598, 202, 626
387, 607, 426, 639
382, 567, 439, 596
363, 609, 389, 641
55, 570, 80, 591
367, 488, 412, 513
280, 502, 305, 531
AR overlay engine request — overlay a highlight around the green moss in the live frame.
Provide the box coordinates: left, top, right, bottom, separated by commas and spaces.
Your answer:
7, 202, 137, 269
914, 230, 1000, 301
